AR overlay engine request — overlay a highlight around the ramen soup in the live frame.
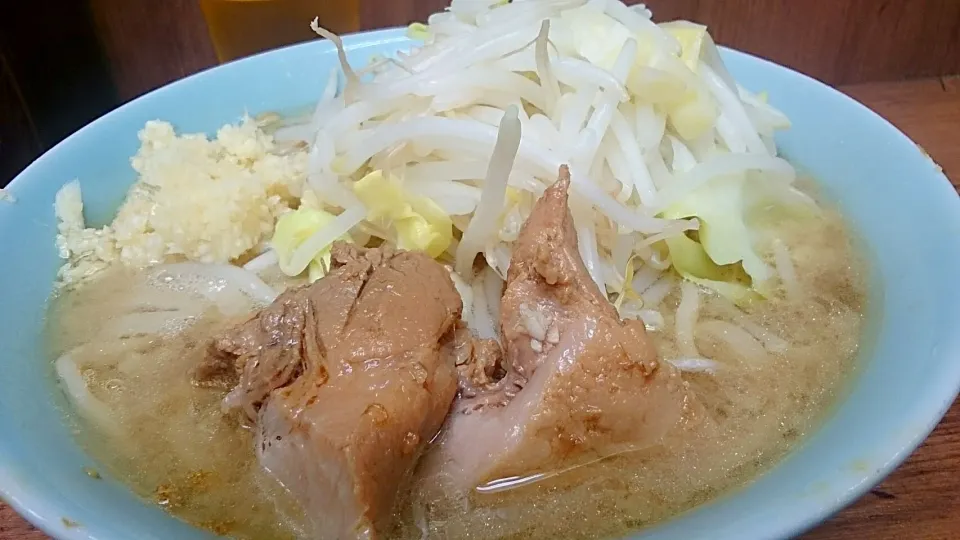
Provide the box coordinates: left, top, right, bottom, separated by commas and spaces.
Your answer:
50, 173, 864, 539
47, 2, 866, 538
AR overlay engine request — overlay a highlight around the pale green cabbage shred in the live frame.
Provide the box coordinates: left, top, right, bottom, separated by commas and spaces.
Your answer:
270, 0, 806, 330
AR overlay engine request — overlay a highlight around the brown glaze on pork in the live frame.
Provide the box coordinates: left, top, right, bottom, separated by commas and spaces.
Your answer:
196, 243, 461, 539
431, 166, 697, 489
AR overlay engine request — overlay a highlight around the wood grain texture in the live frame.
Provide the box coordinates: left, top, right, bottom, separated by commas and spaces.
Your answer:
839, 77, 960, 183
88, 0, 218, 102
647, 0, 854, 84
0, 75, 959, 540
357, 0, 960, 85
802, 404, 960, 540
87, 0, 960, 101
641, 0, 960, 85
0, 504, 44, 540
835, 0, 960, 86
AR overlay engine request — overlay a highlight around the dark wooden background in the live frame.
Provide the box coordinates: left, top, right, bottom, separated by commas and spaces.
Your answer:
1, 1, 960, 539
3, 0, 960, 187
89, 0, 960, 102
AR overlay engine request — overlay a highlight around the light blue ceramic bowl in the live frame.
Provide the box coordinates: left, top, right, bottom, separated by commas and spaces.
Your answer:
1, 28, 959, 540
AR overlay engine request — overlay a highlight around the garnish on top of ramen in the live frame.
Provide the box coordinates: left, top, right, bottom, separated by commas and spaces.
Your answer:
48, 1, 865, 539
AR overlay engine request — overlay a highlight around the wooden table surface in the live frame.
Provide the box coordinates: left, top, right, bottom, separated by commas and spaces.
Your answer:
1, 77, 958, 539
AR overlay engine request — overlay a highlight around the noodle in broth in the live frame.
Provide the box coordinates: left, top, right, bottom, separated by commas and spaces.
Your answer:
49, 202, 864, 539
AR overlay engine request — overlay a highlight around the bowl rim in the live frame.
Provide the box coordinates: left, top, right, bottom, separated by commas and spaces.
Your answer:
713, 50, 959, 540
2, 25, 959, 540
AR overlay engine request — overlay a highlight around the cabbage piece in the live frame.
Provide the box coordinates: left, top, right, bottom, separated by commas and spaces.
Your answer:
560, 5, 634, 70
659, 20, 707, 72
661, 20, 737, 91
515, 4, 721, 141
624, 63, 717, 140
664, 174, 772, 283
626, 67, 686, 106
669, 95, 718, 140
353, 170, 453, 258
745, 175, 821, 224
661, 174, 769, 303
662, 171, 819, 302
650, 22, 719, 140
273, 207, 352, 280
663, 233, 760, 305
407, 22, 431, 41
622, 28, 716, 138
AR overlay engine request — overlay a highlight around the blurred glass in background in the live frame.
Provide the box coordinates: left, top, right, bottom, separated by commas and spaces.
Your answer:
199, 0, 360, 62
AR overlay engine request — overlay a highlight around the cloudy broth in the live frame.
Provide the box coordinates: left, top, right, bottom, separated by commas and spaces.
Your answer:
50, 204, 866, 539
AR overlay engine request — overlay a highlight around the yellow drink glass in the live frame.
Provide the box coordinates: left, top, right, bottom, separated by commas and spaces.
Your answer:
199, 0, 361, 62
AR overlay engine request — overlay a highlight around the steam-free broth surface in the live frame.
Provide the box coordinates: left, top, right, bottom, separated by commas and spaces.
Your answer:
396, 211, 864, 540
50, 206, 865, 539
50, 270, 302, 539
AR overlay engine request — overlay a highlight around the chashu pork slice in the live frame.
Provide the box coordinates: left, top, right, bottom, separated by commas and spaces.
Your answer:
196, 244, 462, 539
433, 166, 698, 490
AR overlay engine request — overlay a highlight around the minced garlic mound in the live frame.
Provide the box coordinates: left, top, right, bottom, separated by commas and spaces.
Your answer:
55, 119, 308, 285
